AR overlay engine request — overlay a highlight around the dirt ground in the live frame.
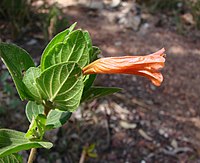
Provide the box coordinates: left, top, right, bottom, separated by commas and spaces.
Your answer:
1, 2, 200, 163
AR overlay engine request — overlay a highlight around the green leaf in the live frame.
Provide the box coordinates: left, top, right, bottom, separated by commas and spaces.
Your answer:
81, 32, 100, 92
37, 62, 84, 112
81, 87, 122, 102
81, 46, 100, 91
25, 101, 44, 123
0, 129, 53, 157
26, 101, 71, 129
25, 114, 46, 140
91, 46, 101, 61
46, 109, 72, 129
22, 67, 44, 102
83, 31, 100, 62
0, 43, 35, 100
83, 143, 98, 158
83, 74, 96, 92
83, 31, 92, 48
0, 153, 23, 162
25, 117, 39, 139
42, 30, 90, 70
41, 22, 76, 70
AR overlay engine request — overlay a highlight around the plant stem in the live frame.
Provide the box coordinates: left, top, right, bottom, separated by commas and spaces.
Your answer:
79, 149, 86, 163
44, 106, 51, 116
27, 104, 51, 163
28, 148, 37, 163
44, 101, 52, 116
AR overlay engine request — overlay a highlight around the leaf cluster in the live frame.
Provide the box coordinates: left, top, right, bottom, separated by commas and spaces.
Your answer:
0, 23, 121, 160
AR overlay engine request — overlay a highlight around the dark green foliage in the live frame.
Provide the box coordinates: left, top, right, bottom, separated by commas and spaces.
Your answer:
0, 23, 121, 159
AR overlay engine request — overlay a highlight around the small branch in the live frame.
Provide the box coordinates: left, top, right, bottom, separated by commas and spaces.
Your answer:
28, 148, 37, 163
27, 101, 51, 163
44, 106, 51, 116
79, 148, 87, 163
43, 100, 53, 116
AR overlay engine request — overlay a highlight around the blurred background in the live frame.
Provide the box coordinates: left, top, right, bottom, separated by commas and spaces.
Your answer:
0, 0, 200, 162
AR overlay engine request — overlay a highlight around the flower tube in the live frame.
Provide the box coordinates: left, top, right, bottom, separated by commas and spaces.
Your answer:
83, 48, 166, 86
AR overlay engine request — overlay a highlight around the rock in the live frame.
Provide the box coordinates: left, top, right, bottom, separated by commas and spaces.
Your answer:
114, 41, 122, 46
138, 129, 153, 141
150, 84, 156, 91
158, 128, 165, 135
164, 132, 169, 138
117, 2, 142, 31
132, 76, 137, 82
112, 102, 128, 113
141, 160, 146, 163
119, 120, 137, 129
73, 106, 83, 120
131, 15, 141, 31
139, 23, 150, 36
26, 39, 37, 46
159, 128, 169, 138
86, 0, 104, 9
181, 13, 195, 25
171, 139, 178, 149
110, 0, 121, 8
31, 0, 44, 7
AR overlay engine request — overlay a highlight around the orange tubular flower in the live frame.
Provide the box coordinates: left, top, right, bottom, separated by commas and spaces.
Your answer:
83, 48, 166, 86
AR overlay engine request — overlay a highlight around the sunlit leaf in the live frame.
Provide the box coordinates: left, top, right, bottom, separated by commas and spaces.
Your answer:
83, 31, 92, 48
0, 129, 53, 157
83, 143, 98, 158
83, 31, 100, 62
23, 67, 43, 102
37, 62, 84, 112
41, 22, 76, 70
42, 30, 90, 70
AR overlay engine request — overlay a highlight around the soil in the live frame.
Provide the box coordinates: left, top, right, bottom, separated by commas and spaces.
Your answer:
1, 2, 200, 163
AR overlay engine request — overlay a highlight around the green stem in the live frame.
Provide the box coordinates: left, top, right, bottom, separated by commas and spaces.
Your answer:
27, 103, 51, 162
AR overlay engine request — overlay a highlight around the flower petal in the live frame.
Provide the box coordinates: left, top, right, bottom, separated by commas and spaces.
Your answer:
83, 48, 166, 86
